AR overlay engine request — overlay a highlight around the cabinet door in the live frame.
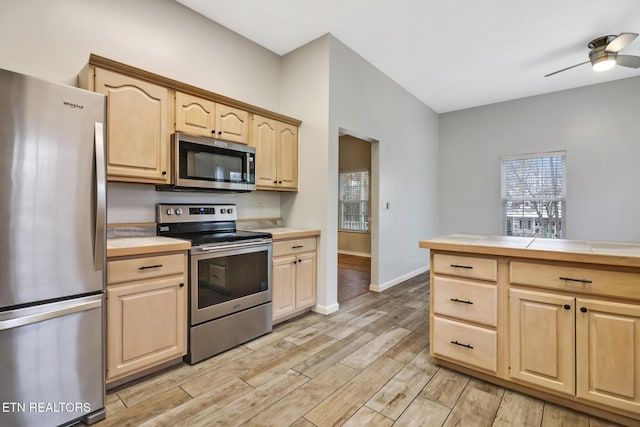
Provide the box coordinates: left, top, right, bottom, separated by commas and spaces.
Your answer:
175, 91, 216, 137
107, 277, 186, 382
94, 68, 169, 184
276, 122, 298, 190
216, 104, 249, 144
295, 252, 317, 310
576, 298, 640, 415
251, 115, 278, 188
272, 256, 296, 320
509, 288, 575, 395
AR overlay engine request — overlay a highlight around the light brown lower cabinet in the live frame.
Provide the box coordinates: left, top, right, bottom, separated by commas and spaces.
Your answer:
509, 288, 575, 395
272, 237, 317, 323
106, 252, 187, 384
427, 249, 640, 426
510, 289, 640, 414
575, 298, 640, 414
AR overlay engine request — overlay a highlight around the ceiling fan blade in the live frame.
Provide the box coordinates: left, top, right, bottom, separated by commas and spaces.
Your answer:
544, 61, 590, 77
605, 33, 638, 52
617, 55, 640, 68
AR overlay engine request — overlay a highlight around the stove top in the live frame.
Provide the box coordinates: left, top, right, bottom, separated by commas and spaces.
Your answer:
156, 203, 271, 247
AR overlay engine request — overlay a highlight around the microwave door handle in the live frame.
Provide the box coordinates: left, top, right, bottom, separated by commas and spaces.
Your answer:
246, 153, 250, 183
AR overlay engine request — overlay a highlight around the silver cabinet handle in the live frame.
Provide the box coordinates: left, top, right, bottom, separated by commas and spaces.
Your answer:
94, 122, 106, 272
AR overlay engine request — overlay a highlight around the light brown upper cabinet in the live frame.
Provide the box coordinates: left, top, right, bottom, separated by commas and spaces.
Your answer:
93, 68, 170, 184
80, 55, 301, 187
175, 91, 249, 144
251, 115, 298, 191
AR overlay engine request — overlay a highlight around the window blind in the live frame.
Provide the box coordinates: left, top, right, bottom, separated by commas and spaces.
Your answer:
501, 151, 566, 238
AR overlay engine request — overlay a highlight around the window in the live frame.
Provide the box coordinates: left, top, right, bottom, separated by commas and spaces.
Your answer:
501, 151, 566, 238
339, 170, 369, 232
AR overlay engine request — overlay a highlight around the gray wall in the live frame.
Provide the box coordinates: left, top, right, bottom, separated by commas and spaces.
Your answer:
0, 0, 284, 223
328, 36, 440, 290
279, 36, 333, 312
439, 76, 640, 242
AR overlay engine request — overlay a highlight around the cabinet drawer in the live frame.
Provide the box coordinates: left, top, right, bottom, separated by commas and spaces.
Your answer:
432, 316, 497, 373
273, 237, 317, 257
433, 253, 497, 281
108, 254, 185, 285
510, 261, 640, 300
433, 276, 497, 326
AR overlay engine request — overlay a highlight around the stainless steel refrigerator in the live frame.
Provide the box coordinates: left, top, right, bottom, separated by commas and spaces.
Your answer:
0, 68, 107, 426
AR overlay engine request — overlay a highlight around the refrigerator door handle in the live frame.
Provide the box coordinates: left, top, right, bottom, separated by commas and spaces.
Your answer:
94, 122, 106, 271
0, 294, 102, 331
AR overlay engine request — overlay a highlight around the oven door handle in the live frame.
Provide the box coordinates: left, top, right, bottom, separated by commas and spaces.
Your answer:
195, 240, 272, 253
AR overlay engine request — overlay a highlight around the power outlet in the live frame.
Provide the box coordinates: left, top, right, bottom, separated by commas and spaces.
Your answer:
258, 202, 265, 213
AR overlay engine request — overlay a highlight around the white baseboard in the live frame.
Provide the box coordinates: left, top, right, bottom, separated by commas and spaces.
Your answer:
338, 250, 371, 258
369, 266, 429, 293
312, 303, 340, 315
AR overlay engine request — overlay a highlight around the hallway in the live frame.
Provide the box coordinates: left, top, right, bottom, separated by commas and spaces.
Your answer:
338, 254, 371, 303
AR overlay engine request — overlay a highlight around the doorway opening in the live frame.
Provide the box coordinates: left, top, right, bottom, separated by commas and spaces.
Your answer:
337, 132, 373, 303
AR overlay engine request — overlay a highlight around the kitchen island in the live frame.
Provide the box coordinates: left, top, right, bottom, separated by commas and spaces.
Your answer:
420, 234, 640, 426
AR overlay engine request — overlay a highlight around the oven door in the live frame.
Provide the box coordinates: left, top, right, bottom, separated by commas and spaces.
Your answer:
190, 241, 271, 325
175, 132, 256, 191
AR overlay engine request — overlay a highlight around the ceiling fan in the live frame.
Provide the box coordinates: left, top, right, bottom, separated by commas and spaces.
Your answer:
545, 32, 640, 77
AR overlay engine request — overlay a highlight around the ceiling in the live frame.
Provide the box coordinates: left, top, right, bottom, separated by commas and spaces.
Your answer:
176, 0, 640, 113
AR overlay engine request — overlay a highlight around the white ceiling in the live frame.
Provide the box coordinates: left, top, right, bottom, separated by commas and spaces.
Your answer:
177, 0, 640, 113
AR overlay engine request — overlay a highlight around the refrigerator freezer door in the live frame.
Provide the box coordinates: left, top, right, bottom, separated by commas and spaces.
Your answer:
0, 294, 105, 426
0, 69, 107, 307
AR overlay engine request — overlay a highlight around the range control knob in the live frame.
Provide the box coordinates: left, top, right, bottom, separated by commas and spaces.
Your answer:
166, 208, 174, 215
175, 208, 183, 215
227, 208, 233, 214
220, 208, 227, 214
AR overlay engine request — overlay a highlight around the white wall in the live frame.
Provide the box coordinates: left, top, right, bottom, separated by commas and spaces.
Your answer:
0, 0, 284, 222
439, 76, 640, 242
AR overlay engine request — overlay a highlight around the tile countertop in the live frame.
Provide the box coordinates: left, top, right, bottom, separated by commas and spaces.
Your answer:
107, 236, 191, 258
253, 227, 321, 240
419, 234, 640, 268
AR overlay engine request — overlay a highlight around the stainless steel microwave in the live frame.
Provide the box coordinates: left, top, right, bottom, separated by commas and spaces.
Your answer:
159, 132, 256, 192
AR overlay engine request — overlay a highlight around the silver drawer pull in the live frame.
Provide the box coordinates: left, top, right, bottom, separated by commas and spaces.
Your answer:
450, 298, 473, 305
451, 340, 474, 349
559, 276, 592, 284
139, 264, 163, 270
292, 245, 304, 249
450, 264, 473, 269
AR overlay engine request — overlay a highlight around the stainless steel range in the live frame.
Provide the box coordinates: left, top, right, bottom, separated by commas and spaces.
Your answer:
157, 204, 272, 364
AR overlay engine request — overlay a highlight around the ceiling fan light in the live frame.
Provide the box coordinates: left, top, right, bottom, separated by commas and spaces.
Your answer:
590, 50, 617, 72
592, 57, 616, 72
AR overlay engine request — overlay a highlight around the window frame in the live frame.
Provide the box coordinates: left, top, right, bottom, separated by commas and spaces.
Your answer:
338, 169, 370, 233
501, 151, 567, 239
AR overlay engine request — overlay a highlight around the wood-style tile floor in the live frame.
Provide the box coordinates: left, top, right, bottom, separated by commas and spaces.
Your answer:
338, 254, 371, 303
96, 273, 622, 427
